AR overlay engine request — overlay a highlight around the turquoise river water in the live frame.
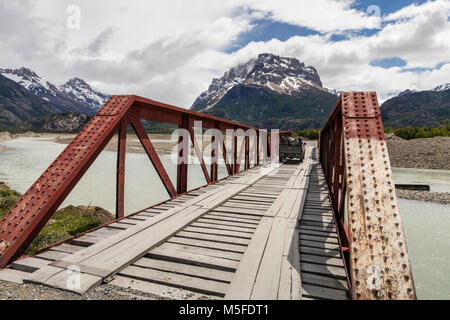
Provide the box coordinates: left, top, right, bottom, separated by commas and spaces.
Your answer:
0, 137, 449, 299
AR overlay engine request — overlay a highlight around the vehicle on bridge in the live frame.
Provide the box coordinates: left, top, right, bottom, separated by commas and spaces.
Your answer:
279, 131, 305, 162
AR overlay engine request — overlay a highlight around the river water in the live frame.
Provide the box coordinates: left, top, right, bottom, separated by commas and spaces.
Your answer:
0, 137, 449, 299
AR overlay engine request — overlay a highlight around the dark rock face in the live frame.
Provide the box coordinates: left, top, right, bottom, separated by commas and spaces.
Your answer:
191, 53, 337, 131
248, 53, 323, 88
23, 113, 89, 132
0, 67, 109, 131
191, 53, 328, 112
0, 68, 109, 116
381, 89, 450, 127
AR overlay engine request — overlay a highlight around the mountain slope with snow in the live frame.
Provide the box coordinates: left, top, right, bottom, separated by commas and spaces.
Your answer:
59, 78, 109, 110
192, 53, 331, 112
191, 53, 337, 130
0, 67, 109, 115
381, 86, 450, 127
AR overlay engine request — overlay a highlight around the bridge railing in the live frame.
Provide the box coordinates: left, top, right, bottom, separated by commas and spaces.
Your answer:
0, 95, 270, 267
319, 92, 416, 300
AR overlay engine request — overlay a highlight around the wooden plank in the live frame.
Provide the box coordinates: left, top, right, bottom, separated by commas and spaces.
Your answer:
44, 269, 102, 294
251, 217, 286, 299
300, 234, 339, 244
27, 205, 206, 291
11, 257, 51, 272
265, 189, 291, 217
51, 243, 86, 254
299, 228, 338, 239
300, 253, 344, 267
301, 262, 347, 279
110, 275, 218, 300
183, 226, 253, 239
175, 231, 250, 246
300, 240, 340, 251
35, 250, 69, 261
299, 245, 341, 258
191, 221, 255, 233
158, 242, 242, 262
166, 237, 247, 253
133, 257, 234, 283
299, 224, 336, 233
203, 214, 260, 225
278, 225, 302, 300
214, 206, 266, 216
71, 235, 99, 247
0, 268, 30, 284
233, 195, 276, 202
222, 201, 270, 209
302, 283, 349, 300
302, 213, 333, 222
225, 217, 272, 299
147, 247, 238, 272
197, 217, 258, 229
301, 272, 349, 291
300, 220, 336, 229
207, 211, 261, 221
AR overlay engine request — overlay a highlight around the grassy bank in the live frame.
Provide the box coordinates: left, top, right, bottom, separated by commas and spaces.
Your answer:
385, 123, 450, 140
0, 185, 113, 255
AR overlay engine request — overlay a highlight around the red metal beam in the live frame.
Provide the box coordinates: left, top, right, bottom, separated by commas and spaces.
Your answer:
210, 132, 218, 182
116, 118, 128, 219
130, 116, 177, 198
188, 126, 211, 184
319, 92, 416, 300
221, 137, 233, 176
0, 94, 264, 267
177, 115, 189, 194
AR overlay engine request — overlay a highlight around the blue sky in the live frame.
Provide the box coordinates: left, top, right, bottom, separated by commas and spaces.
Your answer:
229, 1, 430, 52
0, 0, 449, 105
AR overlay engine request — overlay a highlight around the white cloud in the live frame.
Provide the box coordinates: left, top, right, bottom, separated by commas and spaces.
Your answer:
233, 0, 381, 33
0, 0, 448, 107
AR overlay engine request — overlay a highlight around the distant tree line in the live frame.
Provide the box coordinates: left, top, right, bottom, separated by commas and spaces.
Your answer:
294, 129, 320, 139
384, 121, 450, 140
294, 121, 450, 140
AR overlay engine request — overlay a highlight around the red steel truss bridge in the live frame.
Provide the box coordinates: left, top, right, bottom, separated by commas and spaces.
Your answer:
0, 93, 416, 300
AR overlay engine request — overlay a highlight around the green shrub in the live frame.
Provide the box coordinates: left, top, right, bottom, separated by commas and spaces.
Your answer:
294, 129, 320, 139
385, 122, 450, 140
0, 186, 112, 255
0, 188, 21, 218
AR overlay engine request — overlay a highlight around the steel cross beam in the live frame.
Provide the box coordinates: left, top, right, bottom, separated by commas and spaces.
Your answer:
0, 95, 261, 267
319, 92, 416, 300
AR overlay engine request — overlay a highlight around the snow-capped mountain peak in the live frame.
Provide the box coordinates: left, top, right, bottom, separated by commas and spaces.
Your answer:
192, 53, 329, 111
433, 83, 450, 91
0, 67, 59, 98
59, 78, 109, 110
0, 67, 109, 111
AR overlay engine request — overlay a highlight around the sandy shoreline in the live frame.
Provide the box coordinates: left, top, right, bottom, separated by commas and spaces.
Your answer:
386, 134, 450, 170
1, 131, 450, 205
0, 131, 216, 159
396, 190, 450, 205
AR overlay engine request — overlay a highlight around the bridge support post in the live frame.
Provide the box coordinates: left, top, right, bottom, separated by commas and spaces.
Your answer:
244, 136, 250, 170
210, 135, 218, 182
256, 130, 260, 166
177, 115, 189, 194
116, 119, 127, 219
319, 92, 416, 300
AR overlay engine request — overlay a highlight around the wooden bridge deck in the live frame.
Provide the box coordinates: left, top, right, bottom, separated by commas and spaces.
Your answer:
0, 147, 349, 300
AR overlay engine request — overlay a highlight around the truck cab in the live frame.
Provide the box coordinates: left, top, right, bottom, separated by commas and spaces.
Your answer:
279, 131, 305, 162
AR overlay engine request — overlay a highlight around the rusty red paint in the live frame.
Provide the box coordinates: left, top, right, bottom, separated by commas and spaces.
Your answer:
0, 95, 264, 267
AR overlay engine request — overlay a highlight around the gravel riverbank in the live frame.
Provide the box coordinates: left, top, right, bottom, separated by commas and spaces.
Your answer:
396, 190, 450, 205
0, 280, 160, 300
386, 134, 450, 170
